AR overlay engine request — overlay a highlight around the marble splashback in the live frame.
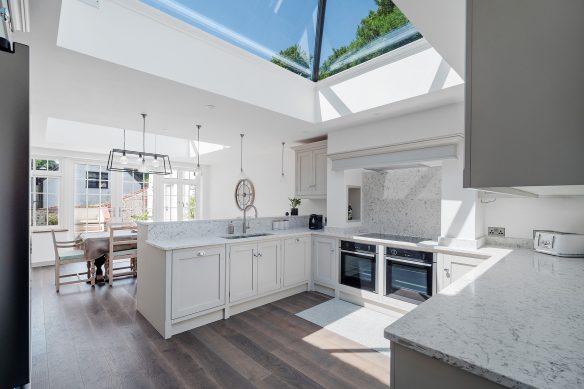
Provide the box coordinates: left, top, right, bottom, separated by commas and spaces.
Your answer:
362, 167, 441, 239
142, 215, 310, 241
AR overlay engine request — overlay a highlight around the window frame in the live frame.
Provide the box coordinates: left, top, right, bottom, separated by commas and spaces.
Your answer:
30, 158, 63, 231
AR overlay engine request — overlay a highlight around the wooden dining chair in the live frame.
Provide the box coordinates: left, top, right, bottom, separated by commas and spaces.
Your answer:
105, 225, 138, 286
52, 230, 95, 292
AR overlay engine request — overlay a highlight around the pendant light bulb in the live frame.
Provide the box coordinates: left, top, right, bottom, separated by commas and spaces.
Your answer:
150, 157, 160, 169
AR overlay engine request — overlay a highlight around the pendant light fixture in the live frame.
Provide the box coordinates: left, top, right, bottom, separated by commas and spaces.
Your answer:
194, 124, 202, 177
107, 113, 173, 175
239, 133, 246, 178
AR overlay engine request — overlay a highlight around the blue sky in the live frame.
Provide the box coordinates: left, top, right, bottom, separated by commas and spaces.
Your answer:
142, 0, 378, 71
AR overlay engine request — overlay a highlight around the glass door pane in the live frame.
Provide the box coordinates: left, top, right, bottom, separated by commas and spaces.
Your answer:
74, 163, 112, 233
182, 184, 197, 220
121, 171, 152, 222
164, 183, 178, 221
391, 264, 429, 295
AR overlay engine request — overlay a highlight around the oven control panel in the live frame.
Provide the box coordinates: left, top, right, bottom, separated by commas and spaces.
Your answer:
385, 247, 433, 263
340, 240, 376, 254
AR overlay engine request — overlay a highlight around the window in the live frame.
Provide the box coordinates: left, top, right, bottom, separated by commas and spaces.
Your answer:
142, 0, 318, 79
74, 164, 111, 233
141, 0, 421, 81
30, 159, 61, 228
319, 1, 422, 79
162, 169, 199, 221
32, 158, 60, 172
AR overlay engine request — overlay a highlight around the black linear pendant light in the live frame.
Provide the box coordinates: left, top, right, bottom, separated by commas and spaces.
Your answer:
107, 113, 173, 175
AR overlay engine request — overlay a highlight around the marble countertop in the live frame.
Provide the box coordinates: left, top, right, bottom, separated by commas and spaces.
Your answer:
146, 227, 489, 259
146, 228, 314, 250
384, 248, 584, 389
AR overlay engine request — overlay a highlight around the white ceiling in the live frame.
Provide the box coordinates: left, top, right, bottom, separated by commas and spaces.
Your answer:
16, 0, 464, 165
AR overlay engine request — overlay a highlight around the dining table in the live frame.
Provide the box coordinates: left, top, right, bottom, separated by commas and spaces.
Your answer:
77, 229, 138, 281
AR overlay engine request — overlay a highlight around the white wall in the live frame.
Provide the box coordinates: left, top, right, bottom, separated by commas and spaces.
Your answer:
481, 197, 584, 239
441, 157, 483, 243
206, 146, 326, 220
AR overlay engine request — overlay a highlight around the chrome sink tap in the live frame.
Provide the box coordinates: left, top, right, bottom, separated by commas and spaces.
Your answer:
242, 204, 258, 234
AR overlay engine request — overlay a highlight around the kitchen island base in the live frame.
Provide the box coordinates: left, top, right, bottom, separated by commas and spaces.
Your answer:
391, 343, 504, 389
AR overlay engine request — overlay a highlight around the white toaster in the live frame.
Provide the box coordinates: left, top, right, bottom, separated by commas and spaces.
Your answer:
533, 230, 584, 257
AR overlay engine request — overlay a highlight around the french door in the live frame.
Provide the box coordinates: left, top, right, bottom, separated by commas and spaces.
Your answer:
73, 162, 154, 232
161, 170, 199, 221
73, 162, 197, 230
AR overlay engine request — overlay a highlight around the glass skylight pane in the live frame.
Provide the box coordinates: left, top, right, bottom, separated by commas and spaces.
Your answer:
141, 0, 318, 78
319, 0, 422, 80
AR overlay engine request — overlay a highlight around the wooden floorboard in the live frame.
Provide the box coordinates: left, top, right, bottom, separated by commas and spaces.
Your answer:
31, 264, 390, 388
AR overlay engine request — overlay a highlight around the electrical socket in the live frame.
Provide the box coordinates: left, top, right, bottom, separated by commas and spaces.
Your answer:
488, 227, 505, 237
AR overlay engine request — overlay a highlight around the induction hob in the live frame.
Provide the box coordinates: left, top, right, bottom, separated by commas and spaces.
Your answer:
356, 233, 432, 245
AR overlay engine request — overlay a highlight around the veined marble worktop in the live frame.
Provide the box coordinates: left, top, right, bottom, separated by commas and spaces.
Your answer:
145, 227, 490, 259
385, 248, 584, 389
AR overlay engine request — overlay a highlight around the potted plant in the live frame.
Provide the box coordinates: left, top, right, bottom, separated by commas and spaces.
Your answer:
289, 197, 301, 216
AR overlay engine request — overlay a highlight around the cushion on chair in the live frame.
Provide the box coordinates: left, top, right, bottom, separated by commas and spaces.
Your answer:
58, 249, 86, 261
112, 249, 137, 258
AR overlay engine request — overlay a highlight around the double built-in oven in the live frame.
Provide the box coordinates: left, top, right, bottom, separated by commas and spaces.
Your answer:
340, 239, 436, 304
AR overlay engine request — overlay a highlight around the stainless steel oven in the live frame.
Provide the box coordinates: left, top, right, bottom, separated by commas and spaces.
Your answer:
385, 247, 435, 304
340, 240, 377, 293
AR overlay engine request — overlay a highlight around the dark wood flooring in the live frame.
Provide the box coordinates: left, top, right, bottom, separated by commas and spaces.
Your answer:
31, 264, 390, 388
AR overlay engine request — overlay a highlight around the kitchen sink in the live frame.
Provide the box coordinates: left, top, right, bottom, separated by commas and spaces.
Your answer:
222, 233, 274, 239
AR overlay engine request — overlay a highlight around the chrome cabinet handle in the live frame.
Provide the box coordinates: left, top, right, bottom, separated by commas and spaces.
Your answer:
295, 238, 300, 243
444, 268, 450, 278
257, 252, 263, 258
330, 249, 335, 253
197, 251, 206, 257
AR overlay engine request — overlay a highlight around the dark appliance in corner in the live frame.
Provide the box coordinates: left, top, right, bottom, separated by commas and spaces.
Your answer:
309, 214, 323, 230
0, 43, 30, 388
340, 240, 377, 293
386, 247, 436, 305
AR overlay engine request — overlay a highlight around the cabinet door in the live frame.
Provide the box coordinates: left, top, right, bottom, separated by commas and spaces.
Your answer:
171, 246, 225, 320
440, 254, 484, 289
283, 236, 310, 287
313, 237, 336, 286
297, 150, 315, 196
229, 243, 257, 303
313, 148, 327, 196
257, 240, 281, 295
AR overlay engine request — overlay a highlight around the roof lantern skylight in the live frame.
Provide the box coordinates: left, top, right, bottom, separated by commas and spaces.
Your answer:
142, 0, 422, 81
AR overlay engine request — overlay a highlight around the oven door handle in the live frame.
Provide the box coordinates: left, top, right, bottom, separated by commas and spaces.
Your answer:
340, 249, 376, 258
387, 257, 432, 268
